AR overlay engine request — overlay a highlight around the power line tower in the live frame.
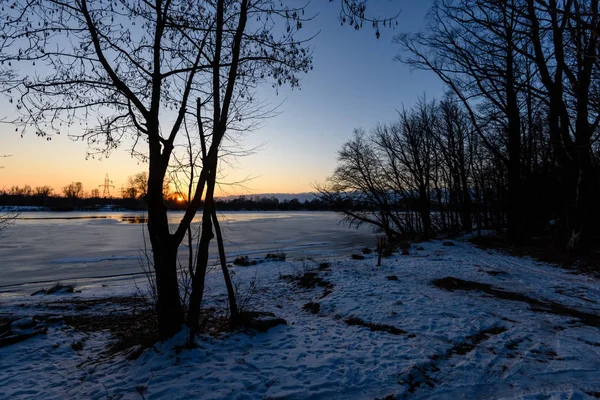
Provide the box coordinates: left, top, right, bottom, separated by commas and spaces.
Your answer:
99, 174, 115, 198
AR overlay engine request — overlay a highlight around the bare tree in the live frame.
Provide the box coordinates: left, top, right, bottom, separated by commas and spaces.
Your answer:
63, 182, 84, 200
436, 96, 475, 232
319, 96, 499, 240
0, 0, 314, 339
124, 172, 149, 200
375, 99, 438, 238
397, 0, 530, 243
523, 0, 600, 253
34, 186, 54, 197
319, 101, 442, 241
1, 0, 404, 338
317, 129, 407, 240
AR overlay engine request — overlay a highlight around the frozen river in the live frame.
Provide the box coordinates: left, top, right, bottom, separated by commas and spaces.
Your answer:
0, 211, 377, 294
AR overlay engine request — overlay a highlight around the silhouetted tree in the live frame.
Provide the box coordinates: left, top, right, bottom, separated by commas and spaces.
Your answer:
317, 129, 407, 240
34, 186, 54, 197
125, 172, 149, 200
375, 99, 438, 238
63, 182, 83, 200
1, 0, 403, 338
397, 0, 530, 243
10, 185, 33, 196
523, 0, 600, 253
319, 97, 503, 239
0, 0, 313, 339
436, 97, 475, 232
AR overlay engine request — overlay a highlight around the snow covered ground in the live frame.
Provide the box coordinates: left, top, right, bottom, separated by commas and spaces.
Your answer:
1, 238, 600, 399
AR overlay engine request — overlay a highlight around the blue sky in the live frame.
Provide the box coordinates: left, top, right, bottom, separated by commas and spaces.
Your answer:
0, 0, 444, 196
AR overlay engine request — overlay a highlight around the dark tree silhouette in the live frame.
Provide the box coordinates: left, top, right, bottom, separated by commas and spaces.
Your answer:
63, 182, 84, 200
395, 0, 600, 253
0, 0, 396, 339
319, 98, 482, 240
523, 0, 600, 253
0, 0, 312, 339
397, 0, 530, 243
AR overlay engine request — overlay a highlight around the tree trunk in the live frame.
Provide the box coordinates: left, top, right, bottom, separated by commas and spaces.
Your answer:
212, 209, 239, 321
460, 169, 472, 232
418, 186, 432, 238
566, 151, 596, 254
506, 139, 522, 243
152, 237, 185, 339
436, 187, 447, 232
186, 204, 214, 334
505, 41, 523, 244
147, 191, 184, 339
187, 164, 218, 339
147, 133, 185, 340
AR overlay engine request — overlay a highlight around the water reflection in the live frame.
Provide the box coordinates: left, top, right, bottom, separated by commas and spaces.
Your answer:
120, 215, 148, 224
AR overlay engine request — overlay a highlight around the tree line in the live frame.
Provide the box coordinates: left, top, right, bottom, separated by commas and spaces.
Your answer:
0, 188, 339, 212
319, 0, 600, 255
2, 172, 153, 201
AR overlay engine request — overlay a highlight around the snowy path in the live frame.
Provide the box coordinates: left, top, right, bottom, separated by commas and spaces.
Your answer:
1, 239, 600, 399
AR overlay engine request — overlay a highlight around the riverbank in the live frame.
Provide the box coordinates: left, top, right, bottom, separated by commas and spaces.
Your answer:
1, 238, 599, 399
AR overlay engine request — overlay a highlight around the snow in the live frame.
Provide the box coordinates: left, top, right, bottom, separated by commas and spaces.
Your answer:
1, 238, 600, 399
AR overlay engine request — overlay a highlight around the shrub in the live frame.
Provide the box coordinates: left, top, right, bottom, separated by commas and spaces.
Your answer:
233, 256, 257, 266
302, 302, 320, 314
265, 252, 286, 261
318, 262, 331, 270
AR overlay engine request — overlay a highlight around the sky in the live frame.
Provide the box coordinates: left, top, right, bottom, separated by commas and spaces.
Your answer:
0, 1, 444, 197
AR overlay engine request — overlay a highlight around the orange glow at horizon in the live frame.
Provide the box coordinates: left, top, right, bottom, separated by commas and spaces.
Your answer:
0, 131, 323, 197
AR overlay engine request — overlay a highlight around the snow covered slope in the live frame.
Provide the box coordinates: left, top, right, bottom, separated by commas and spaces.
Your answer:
1, 238, 599, 399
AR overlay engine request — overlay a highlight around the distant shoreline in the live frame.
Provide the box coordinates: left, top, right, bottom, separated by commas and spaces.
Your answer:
0, 193, 336, 212
1, 206, 337, 214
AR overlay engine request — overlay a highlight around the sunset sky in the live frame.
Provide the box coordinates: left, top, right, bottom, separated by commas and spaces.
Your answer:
0, 1, 443, 197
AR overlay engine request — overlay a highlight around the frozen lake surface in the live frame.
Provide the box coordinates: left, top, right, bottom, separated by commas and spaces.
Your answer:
0, 211, 376, 293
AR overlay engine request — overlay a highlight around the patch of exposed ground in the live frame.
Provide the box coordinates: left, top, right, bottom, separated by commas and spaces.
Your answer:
470, 235, 600, 278
398, 326, 507, 393
40, 295, 149, 312
2, 296, 159, 358
281, 270, 414, 338
279, 271, 333, 290
344, 316, 409, 336
302, 302, 320, 314
432, 276, 600, 327
61, 307, 157, 359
